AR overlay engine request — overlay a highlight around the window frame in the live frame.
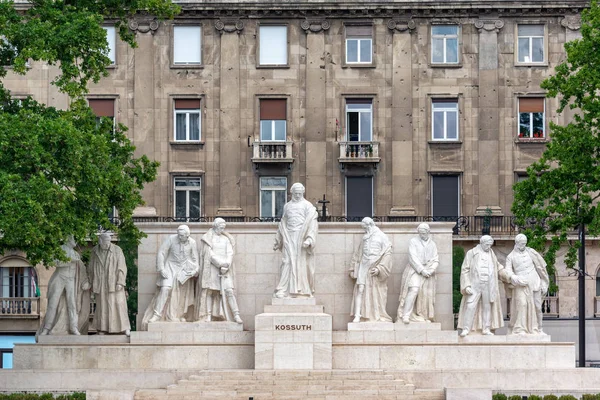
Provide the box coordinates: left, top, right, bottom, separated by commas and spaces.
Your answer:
171, 23, 203, 68
173, 176, 202, 220
431, 99, 459, 141
257, 22, 290, 68
170, 96, 204, 144
345, 175, 374, 221
103, 25, 116, 66
343, 22, 375, 68
430, 174, 461, 218
259, 98, 287, 142
259, 176, 288, 219
88, 96, 117, 130
515, 23, 548, 66
255, 94, 292, 142
430, 24, 460, 66
517, 97, 546, 140
345, 100, 373, 142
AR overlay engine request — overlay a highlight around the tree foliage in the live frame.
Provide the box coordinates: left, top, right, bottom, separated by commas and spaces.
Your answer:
512, 0, 600, 277
0, 0, 179, 266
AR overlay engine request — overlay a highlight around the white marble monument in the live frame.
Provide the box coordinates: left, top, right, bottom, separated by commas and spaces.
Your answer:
142, 225, 199, 328
397, 223, 439, 324
272, 182, 319, 299
500, 233, 550, 335
195, 218, 243, 324
88, 233, 131, 336
457, 235, 504, 337
349, 217, 393, 323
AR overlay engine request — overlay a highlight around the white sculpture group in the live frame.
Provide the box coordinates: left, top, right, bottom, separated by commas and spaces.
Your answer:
40, 234, 131, 336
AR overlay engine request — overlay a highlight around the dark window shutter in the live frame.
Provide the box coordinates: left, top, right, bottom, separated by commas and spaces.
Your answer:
174, 99, 201, 110
260, 99, 286, 120
346, 25, 372, 38
89, 99, 115, 117
519, 98, 544, 113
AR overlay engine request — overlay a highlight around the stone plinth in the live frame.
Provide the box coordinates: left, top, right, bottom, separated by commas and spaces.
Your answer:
459, 333, 552, 344
147, 321, 243, 332
132, 321, 251, 345
37, 335, 129, 344
339, 322, 458, 344
255, 298, 332, 370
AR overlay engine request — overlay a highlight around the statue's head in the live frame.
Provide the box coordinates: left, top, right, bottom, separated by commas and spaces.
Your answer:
177, 225, 191, 242
417, 223, 430, 241
515, 233, 528, 251
213, 218, 226, 234
361, 217, 375, 232
290, 182, 305, 201
65, 235, 76, 249
480, 235, 494, 251
99, 233, 111, 250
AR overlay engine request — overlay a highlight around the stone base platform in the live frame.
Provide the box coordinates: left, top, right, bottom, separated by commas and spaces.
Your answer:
131, 321, 252, 344
459, 332, 552, 343
37, 334, 130, 344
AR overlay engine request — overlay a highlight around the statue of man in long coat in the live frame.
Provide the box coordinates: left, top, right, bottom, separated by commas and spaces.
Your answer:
273, 182, 319, 298
349, 217, 393, 323
89, 233, 131, 336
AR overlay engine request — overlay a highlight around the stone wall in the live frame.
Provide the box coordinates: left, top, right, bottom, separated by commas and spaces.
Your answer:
136, 222, 455, 331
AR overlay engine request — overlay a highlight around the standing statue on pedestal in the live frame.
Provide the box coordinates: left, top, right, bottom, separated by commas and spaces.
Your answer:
272, 182, 319, 298
40, 237, 90, 335
457, 235, 504, 337
349, 217, 393, 323
88, 233, 131, 336
142, 225, 199, 327
195, 218, 243, 324
397, 223, 439, 324
500, 234, 549, 335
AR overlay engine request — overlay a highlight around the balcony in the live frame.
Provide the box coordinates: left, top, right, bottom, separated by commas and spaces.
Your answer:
251, 141, 294, 168
0, 297, 40, 318
338, 141, 381, 167
506, 295, 558, 319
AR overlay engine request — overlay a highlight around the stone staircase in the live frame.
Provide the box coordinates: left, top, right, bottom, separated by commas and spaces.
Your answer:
134, 370, 445, 400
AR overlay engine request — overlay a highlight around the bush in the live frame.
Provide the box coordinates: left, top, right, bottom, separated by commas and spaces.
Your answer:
452, 246, 465, 314
582, 395, 600, 400
492, 394, 508, 400
529, 396, 543, 400
558, 396, 578, 400
543, 396, 559, 400
508, 396, 523, 400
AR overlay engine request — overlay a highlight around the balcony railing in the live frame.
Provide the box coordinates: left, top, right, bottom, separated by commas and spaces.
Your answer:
338, 141, 381, 163
251, 141, 294, 163
506, 295, 559, 319
0, 297, 40, 317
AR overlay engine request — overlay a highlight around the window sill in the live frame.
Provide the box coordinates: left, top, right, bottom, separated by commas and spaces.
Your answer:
170, 141, 205, 147
428, 140, 462, 145
342, 63, 376, 69
515, 138, 548, 144
514, 62, 548, 68
106, 64, 117, 70
171, 64, 204, 69
256, 64, 290, 69
430, 63, 462, 69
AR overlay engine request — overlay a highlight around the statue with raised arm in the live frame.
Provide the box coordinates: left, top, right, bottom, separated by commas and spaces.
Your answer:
40, 236, 90, 335
273, 182, 319, 298
500, 234, 549, 335
349, 217, 393, 323
88, 233, 131, 336
457, 235, 504, 337
195, 218, 243, 324
397, 223, 439, 324
142, 225, 199, 327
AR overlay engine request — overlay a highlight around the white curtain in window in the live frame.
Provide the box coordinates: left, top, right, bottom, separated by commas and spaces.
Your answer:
260, 26, 287, 65
174, 26, 201, 64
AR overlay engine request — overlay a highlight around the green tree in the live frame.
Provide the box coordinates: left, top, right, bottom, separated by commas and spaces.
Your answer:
452, 246, 465, 314
0, 0, 179, 327
512, 0, 600, 278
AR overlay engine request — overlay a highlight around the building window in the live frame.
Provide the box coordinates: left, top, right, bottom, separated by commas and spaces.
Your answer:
173, 26, 201, 65
431, 175, 460, 218
88, 98, 115, 126
0, 267, 33, 298
260, 99, 286, 141
259, 25, 287, 66
174, 177, 201, 220
174, 99, 201, 141
260, 177, 287, 218
431, 25, 459, 64
103, 26, 116, 65
346, 99, 372, 141
596, 268, 600, 296
518, 98, 545, 139
517, 25, 544, 64
345, 26, 372, 64
346, 176, 373, 221
432, 99, 458, 140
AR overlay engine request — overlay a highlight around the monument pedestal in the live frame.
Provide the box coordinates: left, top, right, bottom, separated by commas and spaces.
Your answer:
255, 297, 332, 370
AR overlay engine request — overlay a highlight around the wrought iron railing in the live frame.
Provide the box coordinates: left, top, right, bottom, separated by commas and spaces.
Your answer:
125, 215, 521, 236
0, 297, 40, 316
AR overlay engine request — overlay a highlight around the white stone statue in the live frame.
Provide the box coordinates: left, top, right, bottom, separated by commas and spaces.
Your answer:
349, 217, 393, 323
500, 234, 549, 335
40, 237, 90, 335
88, 233, 131, 336
272, 182, 319, 298
195, 218, 243, 324
457, 235, 504, 337
397, 223, 439, 324
142, 225, 200, 327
